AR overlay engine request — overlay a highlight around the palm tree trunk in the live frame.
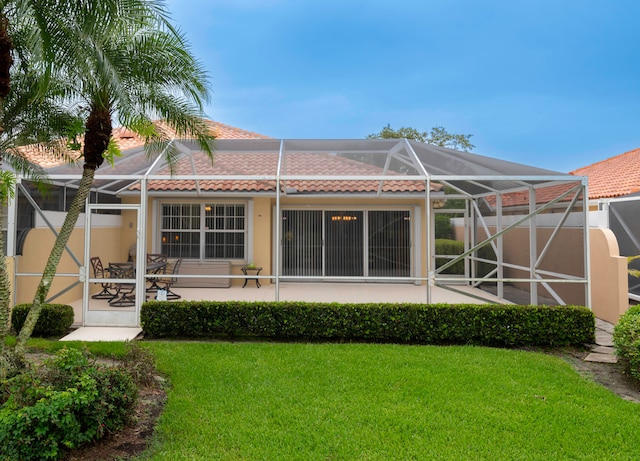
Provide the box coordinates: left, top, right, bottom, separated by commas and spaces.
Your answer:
14, 167, 95, 355
0, 225, 10, 346
14, 102, 110, 356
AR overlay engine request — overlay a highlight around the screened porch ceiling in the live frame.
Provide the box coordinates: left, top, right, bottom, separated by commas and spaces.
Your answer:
39, 138, 581, 199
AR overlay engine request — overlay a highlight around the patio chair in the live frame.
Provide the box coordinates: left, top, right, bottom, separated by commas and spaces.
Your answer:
155, 258, 183, 300
108, 262, 136, 307
146, 253, 168, 291
89, 256, 117, 300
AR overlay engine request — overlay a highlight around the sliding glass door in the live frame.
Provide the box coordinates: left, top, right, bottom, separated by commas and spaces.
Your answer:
281, 209, 411, 279
368, 210, 411, 277
325, 211, 364, 276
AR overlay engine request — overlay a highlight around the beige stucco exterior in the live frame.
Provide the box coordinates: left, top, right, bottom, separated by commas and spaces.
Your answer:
14, 195, 427, 306
17, 193, 626, 324
589, 228, 628, 323
453, 223, 628, 322
15, 225, 123, 305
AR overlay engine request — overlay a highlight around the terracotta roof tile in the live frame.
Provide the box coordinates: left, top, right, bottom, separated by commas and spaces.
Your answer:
493, 182, 581, 208
570, 148, 640, 199
145, 151, 427, 194
19, 120, 270, 168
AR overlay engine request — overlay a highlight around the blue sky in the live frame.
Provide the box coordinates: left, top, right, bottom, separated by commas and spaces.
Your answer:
165, 0, 640, 172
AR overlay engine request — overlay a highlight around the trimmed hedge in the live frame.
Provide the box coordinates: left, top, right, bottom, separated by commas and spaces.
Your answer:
11, 303, 74, 337
141, 300, 594, 347
614, 305, 640, 381
435, 239, 496, 277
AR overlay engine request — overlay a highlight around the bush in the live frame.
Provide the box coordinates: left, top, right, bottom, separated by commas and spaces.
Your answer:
141, 300, 594, 347
435, 239, 465, 274
435, 215, 452, 239
11, 303, 74, 337
434, 239, 496, 277
0, 348, 138, 461
614, 305, 640, 381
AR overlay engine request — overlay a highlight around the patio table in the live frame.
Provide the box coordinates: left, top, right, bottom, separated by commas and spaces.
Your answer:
241, 266, 262, 288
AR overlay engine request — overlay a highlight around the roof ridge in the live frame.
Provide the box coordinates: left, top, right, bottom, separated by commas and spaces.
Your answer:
205, 119, 272, 139
570, 147, 640, 174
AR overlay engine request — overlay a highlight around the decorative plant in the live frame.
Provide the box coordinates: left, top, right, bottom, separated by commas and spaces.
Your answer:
247, 262, 257, 269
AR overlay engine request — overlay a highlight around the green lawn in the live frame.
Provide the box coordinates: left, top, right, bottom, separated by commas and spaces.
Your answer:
135, 342, 640, 461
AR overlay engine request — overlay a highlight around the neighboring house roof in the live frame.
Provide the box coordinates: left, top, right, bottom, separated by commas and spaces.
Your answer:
570, 148, 640, 199
19, 120, 270, 168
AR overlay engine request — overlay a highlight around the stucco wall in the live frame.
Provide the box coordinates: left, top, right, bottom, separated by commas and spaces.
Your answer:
453, 223, 629, 322
589, 228, 628, 323
15, 225, 121, 305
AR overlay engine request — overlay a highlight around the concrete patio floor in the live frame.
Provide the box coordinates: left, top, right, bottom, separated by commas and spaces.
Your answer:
68, 282, 507, 329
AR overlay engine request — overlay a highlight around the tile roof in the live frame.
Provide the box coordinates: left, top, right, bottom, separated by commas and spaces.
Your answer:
488, 182, 582, 208
144, 151, 428, 194
19, 120, 271, 168
570, 148, 640, 199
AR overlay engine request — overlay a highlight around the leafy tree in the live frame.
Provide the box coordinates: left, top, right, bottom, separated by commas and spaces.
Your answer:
367, 124, 475, 152
13, 0, 213, 355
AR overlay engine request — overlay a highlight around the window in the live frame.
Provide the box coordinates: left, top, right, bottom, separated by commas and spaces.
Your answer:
160, 203, 246, 259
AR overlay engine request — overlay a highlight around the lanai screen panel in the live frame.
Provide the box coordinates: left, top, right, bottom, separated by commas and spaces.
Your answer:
21, 138, 589, 306
609, 199, 640, 297
279, 139, 427, 196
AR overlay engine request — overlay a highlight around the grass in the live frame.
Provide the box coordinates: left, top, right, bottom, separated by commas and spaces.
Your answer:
137, 342, 640, 461
8, 338, 640, 460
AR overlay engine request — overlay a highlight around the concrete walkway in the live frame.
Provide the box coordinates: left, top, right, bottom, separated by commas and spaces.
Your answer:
60, 327, 142, 342
584, 318, 617, 363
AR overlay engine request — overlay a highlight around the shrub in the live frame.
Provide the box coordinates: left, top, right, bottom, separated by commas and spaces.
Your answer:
10, 303, 74, 337
435, 239, 465, 274
141, 300, 594, 347
614, 305, 640, 381
120, 342, 158, 387
0, 348, 138, 461
435, 239, 496, 278
435, 215, 452, 239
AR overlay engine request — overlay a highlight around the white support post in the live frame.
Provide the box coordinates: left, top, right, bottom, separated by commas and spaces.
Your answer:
529, 187, 538, 305
496, 193, 504, 300
583, 179, 591, 309
425, 179, 432, 303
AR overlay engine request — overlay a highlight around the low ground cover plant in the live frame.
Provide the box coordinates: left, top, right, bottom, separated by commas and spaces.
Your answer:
614, 305, 640, 381
0, 345, 148, 460
142, 300, 594, 346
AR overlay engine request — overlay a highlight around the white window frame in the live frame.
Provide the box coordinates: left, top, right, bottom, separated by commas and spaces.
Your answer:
156, 199, 251, 262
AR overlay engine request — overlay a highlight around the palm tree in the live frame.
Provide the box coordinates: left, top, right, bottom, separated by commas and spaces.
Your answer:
0, 2, 88, 356
14, 1, 213, 354
0, 70, 84, 350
